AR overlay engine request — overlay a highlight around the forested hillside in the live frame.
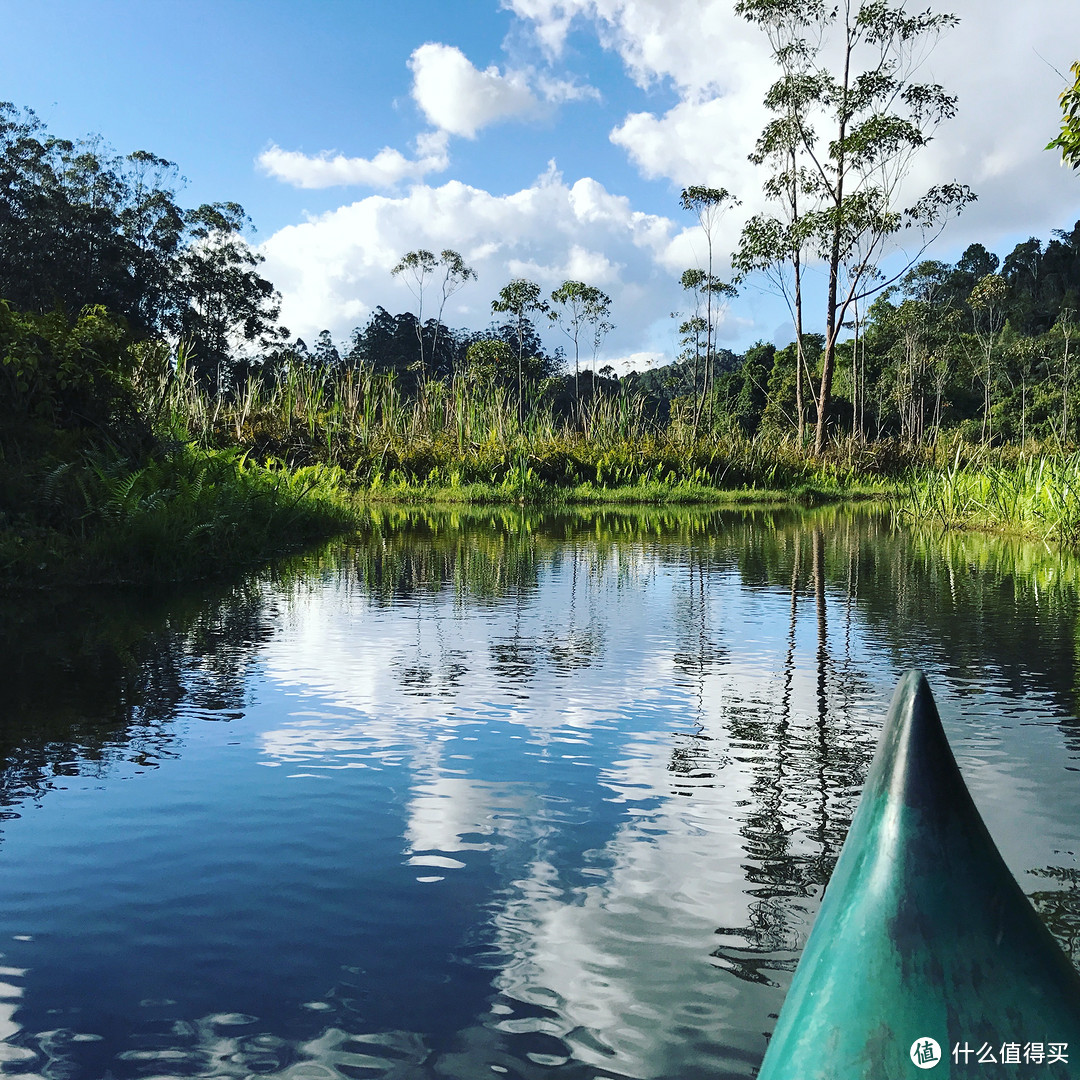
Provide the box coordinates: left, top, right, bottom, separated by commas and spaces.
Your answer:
2, 63, 1080, 586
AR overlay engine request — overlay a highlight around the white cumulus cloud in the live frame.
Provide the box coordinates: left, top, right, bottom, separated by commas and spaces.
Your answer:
409, 42, 540, 138
256, 131, 450, 190
407, 42, 597, 138
508, 0, 1080, 255
256, 0, 1080, 367
258, 165, 689, 365
503, 0, 763, 95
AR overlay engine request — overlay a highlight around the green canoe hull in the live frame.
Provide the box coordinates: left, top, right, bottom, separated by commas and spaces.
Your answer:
757, 670, 1080, 1079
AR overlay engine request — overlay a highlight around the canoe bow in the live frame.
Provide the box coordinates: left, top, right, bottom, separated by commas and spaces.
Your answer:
756, 669, 1080, 1078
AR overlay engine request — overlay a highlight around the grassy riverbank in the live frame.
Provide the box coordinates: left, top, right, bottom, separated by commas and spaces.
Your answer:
161, 353, 899, 503
1, 434, 889, 588
9, 306, 1080, 589
0, 309, 365, 588
898, 448, 1080, 548
353, 472, 886, 507
15, 429, 1080, 588
0, 443, 358, 587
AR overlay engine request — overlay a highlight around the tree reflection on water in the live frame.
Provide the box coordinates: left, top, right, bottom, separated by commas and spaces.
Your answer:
0, 505, 1079, 1078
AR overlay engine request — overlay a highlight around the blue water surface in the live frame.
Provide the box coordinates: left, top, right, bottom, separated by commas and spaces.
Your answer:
1, 507, 1078, 1078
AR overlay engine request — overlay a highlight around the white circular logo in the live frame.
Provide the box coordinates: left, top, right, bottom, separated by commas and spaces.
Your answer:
910, 1037, 942, 1069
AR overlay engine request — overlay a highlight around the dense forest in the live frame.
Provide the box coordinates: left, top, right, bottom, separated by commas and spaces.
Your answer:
0, 18, 1078, 585
4, 92, 1080, 454
707, 230, 1080, 448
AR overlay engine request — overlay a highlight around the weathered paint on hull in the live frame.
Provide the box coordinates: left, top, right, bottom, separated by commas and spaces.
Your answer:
756, 669, 1080, 1079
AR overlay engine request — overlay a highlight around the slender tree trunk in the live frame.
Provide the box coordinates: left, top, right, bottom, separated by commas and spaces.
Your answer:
693, 235, 715, 439
704, 235, 713, 436
851, 310, 859, 440
517, 315, 525, 428
814, 19, 853, 457
816, 280, 841, 455
790, 147, 805, 447
415, 314, 426, 387
794, 285, 805, 445
1063, 333, 1072, 444
574, 333, 580, 425
431, 317, 442, 380
860, 331, 867, 438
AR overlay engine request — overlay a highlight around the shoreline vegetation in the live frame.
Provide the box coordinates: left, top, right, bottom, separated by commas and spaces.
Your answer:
10, 317, 1080, 587
4, 49, 1080, 587
7, 299, 1080, 586
9, 292, 1080, 587
0, 332, 890, 589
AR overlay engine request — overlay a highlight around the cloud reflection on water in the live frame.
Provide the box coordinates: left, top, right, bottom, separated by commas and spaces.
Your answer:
251, 535, 882, 1077
4, 510, 1080, 1079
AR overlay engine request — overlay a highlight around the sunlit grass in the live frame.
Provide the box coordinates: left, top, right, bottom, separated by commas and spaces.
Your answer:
0, 444, 358, 586
3, 347, 905, 588
157, 355, 899, 500
898, 443, 1080, 547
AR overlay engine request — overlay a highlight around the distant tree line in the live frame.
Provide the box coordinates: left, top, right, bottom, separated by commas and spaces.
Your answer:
661, 225, 1080, 447
264, 306, 561, 397
6, 43, 1080, 456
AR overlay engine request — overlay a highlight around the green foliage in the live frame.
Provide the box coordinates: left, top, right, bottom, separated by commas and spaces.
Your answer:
721, 220, 1080, 450
492, 278, 549, 331
0, 102, 279, 367
0, 444, 355, 585
492, 278, 551, 425
1047, 61, 1080, 169
391, 249, 476, 379
13, 88, 1080, 578
762, 334, 823, 435
679, 185, 737, 222
899, 447, 1080, 548
677, 187, 739, 437
464, 338, 513, 383
734, 0, 974, 454
0, 301, 138, 436
549, 279, 613, 403
735, 341, 775, 435
391, 249, 438, 293
176, 204, 282, 386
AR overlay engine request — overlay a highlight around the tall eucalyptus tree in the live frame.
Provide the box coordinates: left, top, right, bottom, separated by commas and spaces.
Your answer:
122, 150, 186, 336
492, 279, 548, 425
967, 273, 1008, 443
392, 248, 476, 382
391, 249, 438, 382
735, 0, 975, 454
679, 186, 738, 435
433, 250, 476, 376
549, 280, 612, 409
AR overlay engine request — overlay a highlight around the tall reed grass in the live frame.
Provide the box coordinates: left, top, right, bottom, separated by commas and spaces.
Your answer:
156, 354, 893, 500
899, 444, 1080, 547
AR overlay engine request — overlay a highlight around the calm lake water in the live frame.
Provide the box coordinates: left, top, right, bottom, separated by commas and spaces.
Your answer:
2, 506, 1079, 1079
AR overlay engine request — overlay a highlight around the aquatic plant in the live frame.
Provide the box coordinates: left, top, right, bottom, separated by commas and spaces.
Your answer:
0, 444, 357, 586
898, 444, 1080, 547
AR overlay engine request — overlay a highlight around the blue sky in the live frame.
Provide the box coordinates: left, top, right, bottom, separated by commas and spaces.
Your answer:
3, 0, 1079, 369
